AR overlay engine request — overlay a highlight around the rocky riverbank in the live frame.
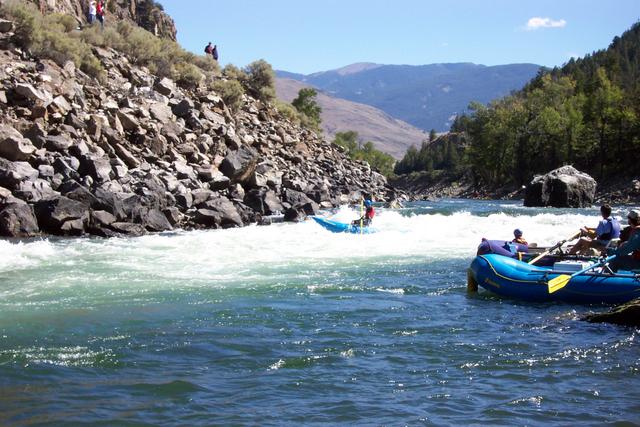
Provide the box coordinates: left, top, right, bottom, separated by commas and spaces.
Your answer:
0, 25, 394, 238
392, 170, 640, 206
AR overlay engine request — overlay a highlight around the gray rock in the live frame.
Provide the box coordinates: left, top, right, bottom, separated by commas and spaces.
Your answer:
91, 210, 116, 227
53, 157, 80, 181
220, 145, 258, 184
194, 197, 244, 228
143, 208, 172, 232
172, 99, 194, 118
149, 102, 174, 123
0, 201, 39, 237
14, 179, 56, 203
14, 83, 53, 106
110, 222, 146, 236
116, 111, 141, 132
163, 207, 181, 226
155, 77, 175, 97
45, 134, 73, 152
0, 125, 36, 161
79, 155, 112, 184
0, 159, 39, 189
524, 166, 597, 208
0, 19, 14, 33
34, 196, 89, 235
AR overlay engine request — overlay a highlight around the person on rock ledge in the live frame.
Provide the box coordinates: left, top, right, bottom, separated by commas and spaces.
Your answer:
88, 1, 97, 25
96, 0, 106, 30
352, 199, 375, 227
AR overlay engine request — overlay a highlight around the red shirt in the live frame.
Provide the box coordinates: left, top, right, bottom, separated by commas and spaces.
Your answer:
366, 206, 375, 219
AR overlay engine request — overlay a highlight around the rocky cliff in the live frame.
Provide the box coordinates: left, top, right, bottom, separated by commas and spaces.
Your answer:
23, 0, 177, 40
0, 22, 394, 238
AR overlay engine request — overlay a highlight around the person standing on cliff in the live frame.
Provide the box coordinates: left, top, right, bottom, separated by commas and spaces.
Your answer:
212, 44, 219, 61
88, 1, 97, 24
96, 0, 105, 30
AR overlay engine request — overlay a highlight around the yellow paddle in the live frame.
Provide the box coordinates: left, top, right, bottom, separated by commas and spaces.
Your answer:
360, 198, 364, 235
528, 231, 581, 265
547, 255, 617, 293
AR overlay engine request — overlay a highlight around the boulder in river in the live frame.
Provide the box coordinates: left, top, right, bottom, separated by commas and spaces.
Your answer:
524, 166, 596, 208
584, 298, 640, 327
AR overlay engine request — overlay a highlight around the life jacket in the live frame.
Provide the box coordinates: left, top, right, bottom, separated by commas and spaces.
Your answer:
599, 217, 621, 240
631, 228, 640, 261
366, 206, 375, 219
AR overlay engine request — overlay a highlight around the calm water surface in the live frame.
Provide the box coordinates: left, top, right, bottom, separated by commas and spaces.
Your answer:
1, 200, 639, 425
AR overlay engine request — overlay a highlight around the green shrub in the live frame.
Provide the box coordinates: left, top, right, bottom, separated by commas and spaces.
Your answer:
192, 54, 220, 75
174, 62, 203, 89
211, 79, 244, 112
243, 59, 275, 102
45, 13, 77, 33
1, 0, 38, 48
274, 99, 301, 124
222, 64, 247, 82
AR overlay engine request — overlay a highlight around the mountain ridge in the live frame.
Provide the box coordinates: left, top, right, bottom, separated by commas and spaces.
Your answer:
276, 78, 427, 158
276, 62, 542, 131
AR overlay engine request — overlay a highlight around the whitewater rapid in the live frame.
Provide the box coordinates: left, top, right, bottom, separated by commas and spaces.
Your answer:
0, 203, 609, 285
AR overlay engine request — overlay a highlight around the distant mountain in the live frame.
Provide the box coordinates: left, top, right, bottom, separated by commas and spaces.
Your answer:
276, 78, 428, 159
276, 62, 542, 131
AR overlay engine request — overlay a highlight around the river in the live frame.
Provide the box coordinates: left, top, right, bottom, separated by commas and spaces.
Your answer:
1, 200, 638, 425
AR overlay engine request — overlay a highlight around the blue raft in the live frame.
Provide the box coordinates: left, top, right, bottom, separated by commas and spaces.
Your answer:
312, 216, 375, 234
468, 254, 640, 304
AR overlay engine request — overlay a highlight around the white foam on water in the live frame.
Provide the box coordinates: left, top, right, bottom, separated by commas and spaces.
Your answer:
0, 204, 608, 296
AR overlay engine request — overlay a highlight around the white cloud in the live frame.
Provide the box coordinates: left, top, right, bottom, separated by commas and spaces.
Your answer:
525, 17, 567, 30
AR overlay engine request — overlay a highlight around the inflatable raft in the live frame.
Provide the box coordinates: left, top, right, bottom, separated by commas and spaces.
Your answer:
311, 216, 375, 234
468, 254, 640, 304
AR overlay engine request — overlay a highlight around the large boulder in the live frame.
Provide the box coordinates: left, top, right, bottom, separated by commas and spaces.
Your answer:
524, 166, 596, 208
0, 158, 39, 190
584, 298, 640, 327
194, 197, 244, 228
0, 201, 39, 237
219, 145, 258, 184
34, 196, 89, 235
0, 125, 36, 161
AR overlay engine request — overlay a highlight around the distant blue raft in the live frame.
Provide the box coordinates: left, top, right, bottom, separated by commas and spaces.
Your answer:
311, 216, 375, 234
468, 254, 640, 304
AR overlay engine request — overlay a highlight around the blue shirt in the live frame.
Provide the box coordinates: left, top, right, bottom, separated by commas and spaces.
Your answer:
595, 217, 620, 241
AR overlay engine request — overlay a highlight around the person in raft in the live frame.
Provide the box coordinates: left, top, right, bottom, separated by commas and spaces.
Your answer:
607, 209, 640, 272
352, 199, 375, 227
569, 204, 621, 255
512, 229, 528, 245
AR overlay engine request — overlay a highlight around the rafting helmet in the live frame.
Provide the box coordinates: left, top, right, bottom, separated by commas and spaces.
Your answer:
514, 228, 523, 237
364, 200, 372, 207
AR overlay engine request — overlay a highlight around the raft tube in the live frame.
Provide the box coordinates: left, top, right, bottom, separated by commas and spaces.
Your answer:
468, 254, 640, 304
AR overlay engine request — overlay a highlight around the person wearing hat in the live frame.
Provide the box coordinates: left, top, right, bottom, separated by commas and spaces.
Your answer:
352, 199, 375, 227
607, 209, 640, 272
512, 229, 528, 245
569, 204, 621, 255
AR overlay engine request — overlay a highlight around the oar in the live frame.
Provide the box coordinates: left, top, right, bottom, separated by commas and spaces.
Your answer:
528, 231, 581, 265
360, 198, 364, 235
547, 255, 617, 294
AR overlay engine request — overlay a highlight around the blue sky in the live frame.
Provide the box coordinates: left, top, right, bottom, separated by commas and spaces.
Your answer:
160, 0, 639, 74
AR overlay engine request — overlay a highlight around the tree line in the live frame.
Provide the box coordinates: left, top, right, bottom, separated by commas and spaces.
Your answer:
396, 21, 640, 187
